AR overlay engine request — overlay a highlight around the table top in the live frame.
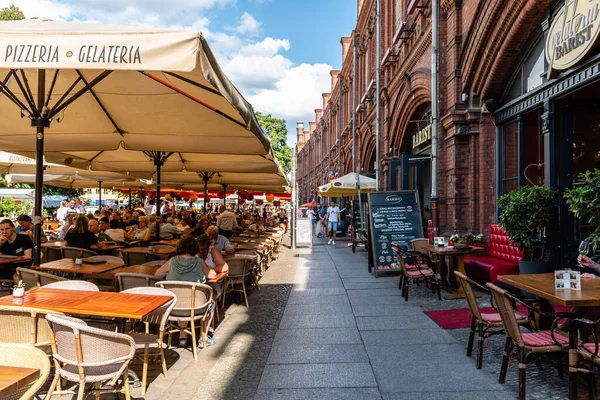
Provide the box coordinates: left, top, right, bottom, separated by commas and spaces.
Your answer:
0, 366, 40, 399
35, 259, 124, 275
0, 256, 31, 266
423, 244, 484, 256
41, 241, 122, 251
0, 287, 173, 319
225, 253, 258, 261
498, 273, 600, 307
123, 247, 175, 255
42, 241, 66, 248
108, 264, 159, 278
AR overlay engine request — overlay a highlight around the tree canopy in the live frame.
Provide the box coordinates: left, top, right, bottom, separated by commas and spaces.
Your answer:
255, 111, 292, 173
0, 4, 25, 20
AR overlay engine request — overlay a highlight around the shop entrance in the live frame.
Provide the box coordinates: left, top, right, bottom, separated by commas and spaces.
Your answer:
401, 153, 431, 231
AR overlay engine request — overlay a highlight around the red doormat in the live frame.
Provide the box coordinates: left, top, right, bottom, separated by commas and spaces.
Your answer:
425, 305, 572, 329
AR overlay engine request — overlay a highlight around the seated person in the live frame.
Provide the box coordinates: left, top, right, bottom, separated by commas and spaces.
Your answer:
16, 214, 47, 243
160, 217, 182, 237
197, 234, 229, 301
104, 219, 131, 242
247, 217, 266, 234
65, 216, 105, 251
155, 236, 216, 347
579, 255, 600, 278
182, 219, 198, 237
88, 218, 112, 242
206, 225, 234, 255
130, 216, 152, 242
0, 219, 33, 281
57, 213, 76, 240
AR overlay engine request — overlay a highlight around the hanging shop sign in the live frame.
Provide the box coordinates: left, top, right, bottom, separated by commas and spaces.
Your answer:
546, 0, 600, 71
412, 123, 432, 149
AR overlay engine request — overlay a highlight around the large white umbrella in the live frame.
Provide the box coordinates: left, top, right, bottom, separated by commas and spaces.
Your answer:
0, 19, 279, 263
318, 173, 377, 197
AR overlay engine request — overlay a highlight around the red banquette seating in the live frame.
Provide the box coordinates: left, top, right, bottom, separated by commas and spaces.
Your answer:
464, 224, 523, 283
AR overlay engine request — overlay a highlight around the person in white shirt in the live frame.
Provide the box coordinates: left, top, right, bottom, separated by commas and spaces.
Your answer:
326, 201, 344, 245
216, 205, 238, 238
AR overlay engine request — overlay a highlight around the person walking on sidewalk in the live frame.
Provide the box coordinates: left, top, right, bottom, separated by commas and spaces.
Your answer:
327, 201, 342, 245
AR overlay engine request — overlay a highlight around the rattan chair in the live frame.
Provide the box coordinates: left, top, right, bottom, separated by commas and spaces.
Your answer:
221, 258, 250, 308
60, 246, 98, 260
392, 244, 440, 301
16, 267, 40, 289
0, 343, 51, 400
150, 245, 176, 252
116, 273, 163, 292
121, 287, 176, 395
141, 260, 167, 267
154, 281, 212, 360
487, 282, 570, 400
45, 313, 136, 400
454, 271, 528, 369
38, 270, 68, 286
123, 250, 161, 266
43, 280, 99, 291
0, 305, 63, 350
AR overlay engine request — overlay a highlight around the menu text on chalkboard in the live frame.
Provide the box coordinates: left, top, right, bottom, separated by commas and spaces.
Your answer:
367, 190, 423, 277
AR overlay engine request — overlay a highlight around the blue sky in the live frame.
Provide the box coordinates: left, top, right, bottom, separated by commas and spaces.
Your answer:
8, 0, 357, 145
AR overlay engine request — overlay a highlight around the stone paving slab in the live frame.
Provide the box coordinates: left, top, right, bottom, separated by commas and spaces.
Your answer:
343, 281, 400, 290
258, 363, 377, 389
356, 314, 439, 331
351, 304, 424, 316
286, 294, 349, 305
267, 343, 369, 364
279, 313, 356, 329
254, 388, 382, 400
360, 328, 457, 346
382, 391, 516, 400
282, 301, 353, 316
348, 295, 411, 305
288, 287, 347, 296
272, 327, 363, 345
346, 288, 404, 297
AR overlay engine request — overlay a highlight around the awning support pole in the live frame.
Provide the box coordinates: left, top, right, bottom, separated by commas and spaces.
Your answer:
98, 181, 102, 209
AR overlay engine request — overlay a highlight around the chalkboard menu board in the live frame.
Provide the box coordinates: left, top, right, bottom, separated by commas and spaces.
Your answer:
295, 218, 313, 246
367, 190, 423, 277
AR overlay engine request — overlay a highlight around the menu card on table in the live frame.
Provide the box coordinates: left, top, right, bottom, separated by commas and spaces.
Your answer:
555, 269, 581, 290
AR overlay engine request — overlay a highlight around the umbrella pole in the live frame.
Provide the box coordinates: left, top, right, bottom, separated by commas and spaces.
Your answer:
204, 175, 209, 215
222, 184, 228, 208
128, 188, 132, 210
155, 159, 162, 241
98, 181, 102, 211
33, 69, 49, 268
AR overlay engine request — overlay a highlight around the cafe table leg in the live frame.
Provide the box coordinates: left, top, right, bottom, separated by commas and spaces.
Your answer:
444, 255, 480, 300
439, 256, 449, 290
568, 325, 578, 399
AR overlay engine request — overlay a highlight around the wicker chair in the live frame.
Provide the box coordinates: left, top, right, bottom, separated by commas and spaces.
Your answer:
60, 246, 98, 260
16, 267, 40, 289
221, 258, 250, 308
0, 343, 51, 400
154, 281, 212, 361
45, 313, 136, 400
392, 244, 440, 301
454, 271, 528, 369
487, 283, 570, 400
38, 271, 68, 286
142, 260, 166, 267
121, 287, 176, 395
116, 273, 163, 292
150, 245, 176, 252
123, 250, 161, 266
43, 280, 99, 291
0, 305, 63, 350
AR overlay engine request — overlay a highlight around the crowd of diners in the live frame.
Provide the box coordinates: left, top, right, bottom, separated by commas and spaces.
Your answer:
0, 199, 287, 349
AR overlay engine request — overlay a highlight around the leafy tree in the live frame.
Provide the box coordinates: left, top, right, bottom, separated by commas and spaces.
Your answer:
0, 4, 25, 20
255, 111, 292, 173
0, 198, 32, 218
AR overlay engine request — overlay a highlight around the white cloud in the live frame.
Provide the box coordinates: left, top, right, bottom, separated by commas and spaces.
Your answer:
235, 12, 261, 36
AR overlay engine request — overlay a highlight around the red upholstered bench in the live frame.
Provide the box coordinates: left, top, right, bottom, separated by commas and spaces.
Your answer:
464, 224, 523, 283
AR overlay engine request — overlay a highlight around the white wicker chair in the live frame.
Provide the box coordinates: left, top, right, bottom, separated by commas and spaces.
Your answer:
121, 287, 176, 395
45, 313, 136, 400
43, 280, 99, 291
0, 343, 51, 400
116, 273, 163, 292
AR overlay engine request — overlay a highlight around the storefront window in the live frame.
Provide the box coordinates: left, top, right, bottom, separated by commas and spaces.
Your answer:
504, 33, 548, 103
501, 121, 518, 194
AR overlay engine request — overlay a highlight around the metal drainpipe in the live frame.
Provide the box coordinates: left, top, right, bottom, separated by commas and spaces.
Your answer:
375, 0, 381, 190
431, 0, 440, 235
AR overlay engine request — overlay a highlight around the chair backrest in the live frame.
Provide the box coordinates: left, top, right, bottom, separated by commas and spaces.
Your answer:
0, 305, 63, 347
0, 343, 51, 400
227, 258, 249, 278
489, 224, 524, 263
141, 260, 167, 267
38, 270, 68, 286
454, 271, 484, 321
486, 282, 524, 347
61, 246, 99, 259
16, 267, 40, 289
151, 245, 176, 251
44, 280, 100, 291
410, 238, 430, 253
85, 255, 124, 264
125, 250, 161, 266
121, 287, 176, 330
116, 273, 162, 291
46, 313, 135, 373
155, 281, 212, 317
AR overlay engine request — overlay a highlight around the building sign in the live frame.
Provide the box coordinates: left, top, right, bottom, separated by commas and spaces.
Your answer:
412, 123, 432, 149
546, 0, 600, 71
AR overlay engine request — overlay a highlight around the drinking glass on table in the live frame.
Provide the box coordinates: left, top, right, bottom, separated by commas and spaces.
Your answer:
578, 240, 591, 267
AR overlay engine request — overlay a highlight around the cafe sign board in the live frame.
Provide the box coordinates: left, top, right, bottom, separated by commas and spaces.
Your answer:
546, 0, 600, 71
412, 123, 432, 149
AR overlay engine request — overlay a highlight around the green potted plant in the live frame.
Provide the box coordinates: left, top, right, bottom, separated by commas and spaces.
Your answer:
13, 280, 25, 297
564, 168, 600, 252
75, 251, 83, 265
497, 185, 558, 273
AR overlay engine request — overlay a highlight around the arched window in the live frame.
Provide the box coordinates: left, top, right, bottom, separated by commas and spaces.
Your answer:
502, 31, 548, 103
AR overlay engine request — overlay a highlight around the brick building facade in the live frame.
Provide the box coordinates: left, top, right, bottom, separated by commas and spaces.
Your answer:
296, 0, 600, 265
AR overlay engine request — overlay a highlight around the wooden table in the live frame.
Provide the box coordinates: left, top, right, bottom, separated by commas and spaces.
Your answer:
0, 287, 173, 319
498, 273, 600, 399
0, 366, 40, 398
34, 259, 124, 277
424, 245, 484, 300
122, 247, 175, 259
0, 256, 31, 266
105, 264, 159, 278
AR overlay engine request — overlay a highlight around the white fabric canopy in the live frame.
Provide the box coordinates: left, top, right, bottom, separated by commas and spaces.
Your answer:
318, 173, 377, 197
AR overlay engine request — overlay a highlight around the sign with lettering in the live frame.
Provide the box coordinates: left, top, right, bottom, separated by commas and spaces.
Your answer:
546, 0, 600, 71
295, 218, 313, 246
367, 190, 423, 277
412, 123, 432, 149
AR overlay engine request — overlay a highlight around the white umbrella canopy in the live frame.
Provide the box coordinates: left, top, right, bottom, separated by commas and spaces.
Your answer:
0, 19, 280, 263
5, 173, 151, 189
319, 173, 377, 197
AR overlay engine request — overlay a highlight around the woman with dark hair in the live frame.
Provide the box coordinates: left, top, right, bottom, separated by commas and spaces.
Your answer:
64, 216, 104, 250
155, 236, 217, 347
